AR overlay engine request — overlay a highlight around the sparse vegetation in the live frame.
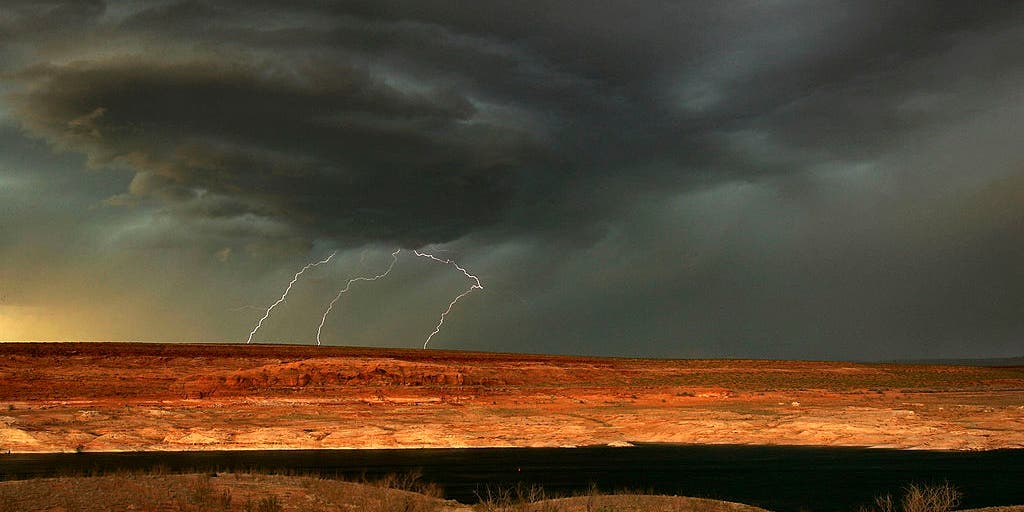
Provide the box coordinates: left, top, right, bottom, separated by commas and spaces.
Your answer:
474, 483, 551, 512
864, 483, 963, 512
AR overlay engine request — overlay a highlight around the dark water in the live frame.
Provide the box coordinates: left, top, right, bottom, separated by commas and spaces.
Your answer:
2, 445, 1022, 511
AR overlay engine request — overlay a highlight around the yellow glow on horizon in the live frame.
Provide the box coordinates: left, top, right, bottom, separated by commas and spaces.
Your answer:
0, 306, 25, 340
0, 305, 61, 341
0, 300, 200, 343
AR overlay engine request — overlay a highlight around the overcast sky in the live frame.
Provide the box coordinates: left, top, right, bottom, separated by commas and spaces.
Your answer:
2, 1, 1023, 360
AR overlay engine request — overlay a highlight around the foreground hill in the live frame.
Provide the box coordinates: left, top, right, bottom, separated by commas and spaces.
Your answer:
2, 473, 1021, 512
0, 472, 775, 512
1, 342, 1022, 452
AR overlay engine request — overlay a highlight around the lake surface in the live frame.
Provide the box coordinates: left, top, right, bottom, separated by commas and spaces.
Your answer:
2, 445, 1022, 511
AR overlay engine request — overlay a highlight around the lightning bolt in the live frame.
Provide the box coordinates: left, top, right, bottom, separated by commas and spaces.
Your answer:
413, 250, 484, 349
315, 249, 401, 346
246, 251, 337, 344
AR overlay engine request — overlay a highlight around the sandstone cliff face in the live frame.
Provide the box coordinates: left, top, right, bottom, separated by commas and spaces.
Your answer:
213, 359, 471, 390
0, 344, 612, 400
179, 359, 590, 398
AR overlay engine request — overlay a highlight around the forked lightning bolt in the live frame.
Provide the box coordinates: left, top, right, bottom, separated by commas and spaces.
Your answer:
243, 248, 483, 348
315, 249, 401, 346
245, 251, 337, 344
413, 250, 484, 349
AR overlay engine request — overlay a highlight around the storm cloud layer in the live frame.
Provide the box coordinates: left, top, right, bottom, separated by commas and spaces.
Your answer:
1, 1, 1023, 359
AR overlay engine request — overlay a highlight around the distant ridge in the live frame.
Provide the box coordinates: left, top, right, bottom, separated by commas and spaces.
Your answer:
889, 356, 1024, 367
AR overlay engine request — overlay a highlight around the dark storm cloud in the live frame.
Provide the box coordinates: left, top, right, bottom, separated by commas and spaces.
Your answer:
0, 0, 105, 39
9, 1, 1022, 247
4, 0, 1024, 357
10, 57, 539, 246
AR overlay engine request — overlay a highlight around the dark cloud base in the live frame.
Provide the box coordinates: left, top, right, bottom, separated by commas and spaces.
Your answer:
2, 1, 1023, 359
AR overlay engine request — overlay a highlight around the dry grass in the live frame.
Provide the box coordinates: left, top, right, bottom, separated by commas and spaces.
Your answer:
0, 472, 457, 512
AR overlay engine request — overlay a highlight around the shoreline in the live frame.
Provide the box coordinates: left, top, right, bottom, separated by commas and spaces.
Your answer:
6, 441, 1024, 455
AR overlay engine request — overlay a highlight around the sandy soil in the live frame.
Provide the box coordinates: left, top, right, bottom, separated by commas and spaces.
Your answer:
0, 342, 1022, 453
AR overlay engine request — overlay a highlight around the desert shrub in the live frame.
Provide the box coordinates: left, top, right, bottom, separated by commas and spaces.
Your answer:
474, 483, 551, 512
901, 483, 961, 512
865, 483, 961, 512
373, 470, 443, 499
